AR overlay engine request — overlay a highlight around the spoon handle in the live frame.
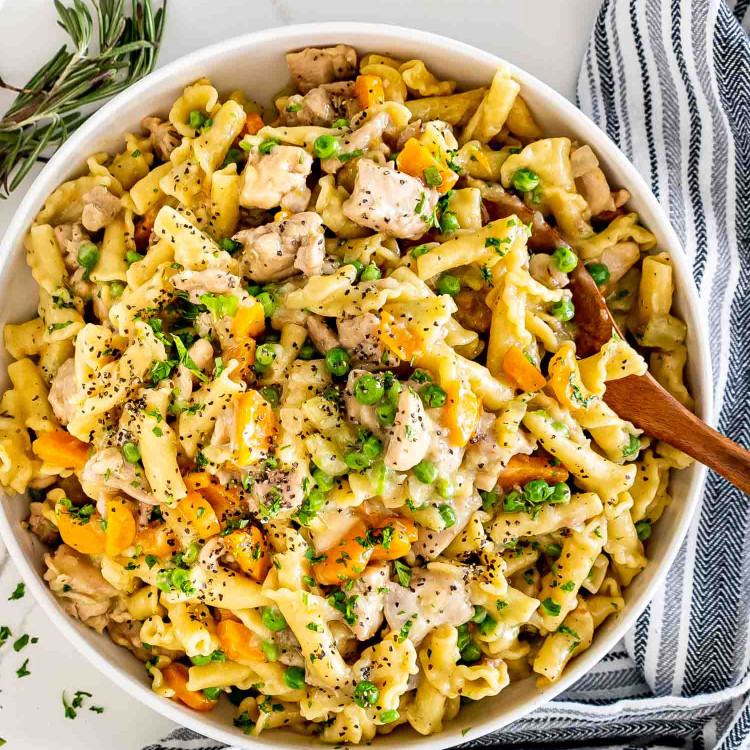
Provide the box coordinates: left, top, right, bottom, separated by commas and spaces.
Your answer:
604, 373, 750, 495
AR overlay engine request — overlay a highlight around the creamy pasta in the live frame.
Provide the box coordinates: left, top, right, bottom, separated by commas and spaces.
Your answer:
4, 45, 693, 742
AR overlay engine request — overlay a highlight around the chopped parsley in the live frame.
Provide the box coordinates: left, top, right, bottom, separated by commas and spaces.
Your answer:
540, 598, 561, 617
393, 560, 411, 587
339, 149, 364, 162
8, 582, 24, 600
172, 334, 208, 382
16, 659, 30, 678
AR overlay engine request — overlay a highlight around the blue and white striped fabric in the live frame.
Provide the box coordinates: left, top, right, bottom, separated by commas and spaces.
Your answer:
143, 1, 750, 749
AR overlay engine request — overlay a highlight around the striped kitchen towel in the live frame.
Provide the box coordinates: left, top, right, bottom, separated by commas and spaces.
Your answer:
143, 1, 750, 749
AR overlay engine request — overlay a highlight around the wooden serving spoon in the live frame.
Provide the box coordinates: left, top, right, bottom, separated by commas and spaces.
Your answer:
569, 264, 750, 495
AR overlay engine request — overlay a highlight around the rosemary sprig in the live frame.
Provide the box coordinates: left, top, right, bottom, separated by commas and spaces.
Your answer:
0, 0, 167, 199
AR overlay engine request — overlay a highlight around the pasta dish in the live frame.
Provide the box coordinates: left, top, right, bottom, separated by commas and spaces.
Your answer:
0, 44, 694, 742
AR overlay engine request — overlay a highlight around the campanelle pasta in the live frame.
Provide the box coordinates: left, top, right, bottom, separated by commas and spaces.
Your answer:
3, 44, 693, 741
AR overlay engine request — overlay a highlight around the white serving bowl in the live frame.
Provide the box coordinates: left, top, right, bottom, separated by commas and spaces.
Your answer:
0, 22, 710, 750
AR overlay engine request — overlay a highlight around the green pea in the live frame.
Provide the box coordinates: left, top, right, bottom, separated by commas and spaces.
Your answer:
546, 543, 563, 559
261, 640, 280, 661
411, 244, 430, 259
413, 460, 438, 484
376, 402, 396, 426
586, 262, 610, 286
360, 264, 381, 282
623, 433, 641, 458
284, 666, 305, 690
244, 284, 262, 297
306, 488, 327, 512
380, 709, 400, 724
478, 615, 497, 636
260, 386, 280, 409
255, 291, 276, 318
332, 118, 349, 129
456, 623, 471, 651
635, 519, 652, 541
437, 273, 461, 296
261, 606, 287, 632
109, 280, 126, 299
512, 167, 540, 192
549, 298, 575, 321
353, 680, 380, 708
171, 567, 191, 592
420, 383, 446, 408
313, 468, 334, 492
297, 342, 319, 360
125, 250, 144, 265
122, 441, 141, 463
188, 110, 206, 129
202, 687, 222, 701
549, 482, 571, 505
325, 347, 351, 377
220, 237, 242, 254
438, 503, 457, 528
255, 343, 277, 366
524, 479, 553, 504
190, 654, 212, 666
552, 246, 579, 273
386, 380, 402, 406
470, 605, 488, 624
480, 490, 500, 511
460, 642, 482, 663
345, 258, 364, 280
313, 134, 341, 159
345, 451, 371, 471
436, 478, 454, 499
76, 241, 100, 279
362, 435, 383, 459
182, 541, 201, 565
439, 211, 460, 233
354, 374, 384, 405
502, 490, 526, 512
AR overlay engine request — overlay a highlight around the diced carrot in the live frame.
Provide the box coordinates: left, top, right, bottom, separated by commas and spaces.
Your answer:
226, 337, 256, 383
396, 137, 458, 194
376, 311, 424, 361
56, 504, 106, 555
200, 483, 244, 529
232, 299, 265, 339
178, 492, 221, 538
162, 662, 218, 712
134, 522, 177, 557
443, 380, 481, 447
105, 497, 136, 557
184, 472, 213, 492
234, 390, 277, 466
547, 346, 584, 411
502, 345, 547, 393
216, 608, 242, 622
243, 112, 265, 136
221, 526, 270, 582
354, 74, 385, 109
32, 430, 91, 471
215, 620, 266, 664
496, 454, 569, 491
313, 520, 373, 585
369, 516, 418, 561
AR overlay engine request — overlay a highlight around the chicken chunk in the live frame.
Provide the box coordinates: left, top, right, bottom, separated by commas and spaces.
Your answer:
141, 116, 181, 161
44, 545, 128, 632
342, 159, 439, 239
54, 222, 95, 298
346, 563, 389, 640
384, 565, 472, 645
234, 212, 325, 283
26, 501, 60, 545
252, 462, 306, 517
171, 269, 246, 304
337, 313, 397, 369
424, 415, 466, 476
81, 186, 122, 232
82, 447, 154, 504
306, 314, 340, 354
384, 388, 432, 472
529, 253, 569, 289
240, 144, 313, 213
286, 45, 357, 94
412, 493, 482, 560
48, 358, 77, 426
463, 412, 508, 492
321, 112, 391, 174
281, 81, 360, 128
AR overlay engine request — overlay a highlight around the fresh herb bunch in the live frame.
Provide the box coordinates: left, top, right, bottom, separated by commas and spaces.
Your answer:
0, 0, 167, 199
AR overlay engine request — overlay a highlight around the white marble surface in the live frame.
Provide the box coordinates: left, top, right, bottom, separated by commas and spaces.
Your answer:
0, 0, 601, 747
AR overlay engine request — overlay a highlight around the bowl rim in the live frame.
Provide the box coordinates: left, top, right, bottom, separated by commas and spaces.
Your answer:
0, 20, 711, 750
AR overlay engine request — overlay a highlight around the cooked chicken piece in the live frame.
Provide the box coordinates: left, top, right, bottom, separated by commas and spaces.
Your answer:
44, 545, 128, 632
280, 82, 358, 127
252, 462, 306, 516
108, 619, 180, 662
209, 400, 236, 452
26, 501, 60, 545
337, 313, 397, 369
384, 565, 473, 645
171, 269, 246, 304
599, 241, 641, 291
321, 112, 391, 174
240, 144, 313, 213
342, 159, 439, 239
578, 168, 616, 216
141, 116, 181, 161
188, 338, 215, 371
413, 493, 482, 560
198, 536, 227, 572
344, 368, 384, 435
529, 253, 569, 289
396, 120, 423, 151
384, 388, 432, 472
234, 212, 325, 283
54, 222, 95, 298
462, 412, 508, 491
306, 314, 340, 354
48, 358, 77, 426
424, 413, 466, 476
172, 338, 214, 404
136, 501, 152, 530
81, 186, 122, 232
346, 563, 389, 640
286, 45, 357, 94
82, 447, 154, 504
